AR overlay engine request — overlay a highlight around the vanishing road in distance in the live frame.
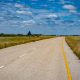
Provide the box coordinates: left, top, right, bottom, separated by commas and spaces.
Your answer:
0, 37, 80, 80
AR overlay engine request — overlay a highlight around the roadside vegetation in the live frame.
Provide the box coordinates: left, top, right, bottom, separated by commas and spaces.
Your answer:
0, 33, 54, 49
66, 36, 80, 59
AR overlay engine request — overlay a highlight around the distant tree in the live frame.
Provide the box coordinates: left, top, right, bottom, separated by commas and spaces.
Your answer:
0, 33, 5, 37
27, 31, 32, 36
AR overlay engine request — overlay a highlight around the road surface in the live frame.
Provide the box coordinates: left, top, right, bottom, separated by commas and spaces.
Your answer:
0, 37, 80, 80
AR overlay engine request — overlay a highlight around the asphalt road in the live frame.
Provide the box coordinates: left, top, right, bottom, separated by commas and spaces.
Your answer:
0, 37, 80, 80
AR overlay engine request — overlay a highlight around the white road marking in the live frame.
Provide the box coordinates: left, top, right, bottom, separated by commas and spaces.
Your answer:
0, 66, 4, 69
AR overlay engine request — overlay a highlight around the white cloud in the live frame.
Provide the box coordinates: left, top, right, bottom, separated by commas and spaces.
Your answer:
63, 4, 77, 13
16, 10, 27, 14
15, 3, 24, 8
47, 14, 58, 18
69, 9, 77, 13
0, 17, 4, 19
63, 4, 76, 10
35, 13, 58, 20
22, 20, 36, 26
16, 10, 32, 15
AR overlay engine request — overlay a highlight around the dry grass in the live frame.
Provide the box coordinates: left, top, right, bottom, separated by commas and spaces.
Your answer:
66, 36, 80, 59
0, 36, 54, 49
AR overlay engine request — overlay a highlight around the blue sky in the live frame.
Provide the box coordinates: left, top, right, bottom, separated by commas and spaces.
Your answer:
0, 0, 80, 35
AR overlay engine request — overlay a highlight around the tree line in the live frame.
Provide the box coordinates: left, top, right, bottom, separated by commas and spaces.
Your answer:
0, 31, 42, 37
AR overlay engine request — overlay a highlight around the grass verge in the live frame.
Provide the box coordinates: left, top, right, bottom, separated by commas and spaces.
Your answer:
65, 36, 80, 59
0, 36, 54, 49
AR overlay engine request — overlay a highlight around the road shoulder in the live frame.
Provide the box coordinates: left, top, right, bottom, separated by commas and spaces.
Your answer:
64, 40, 80, 80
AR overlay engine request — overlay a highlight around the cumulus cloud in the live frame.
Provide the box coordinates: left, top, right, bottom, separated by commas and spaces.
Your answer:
69, 9, 77, 13
15, 3, 24, 8
0, 0, 80, 35
47, 14, 58, 18
34, 13, 58, 20
63, 4, 77, 13
16, 10, 32, 15
22, 20, 36, 26
63, 4, 76, 10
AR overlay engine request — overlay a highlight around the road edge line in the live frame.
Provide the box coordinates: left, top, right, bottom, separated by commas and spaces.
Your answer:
62, 39, 72, 80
